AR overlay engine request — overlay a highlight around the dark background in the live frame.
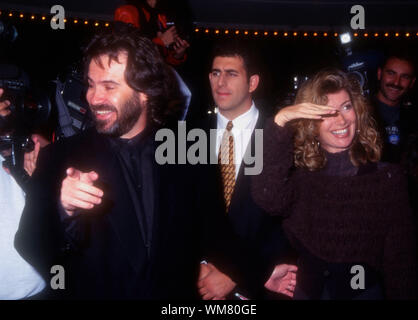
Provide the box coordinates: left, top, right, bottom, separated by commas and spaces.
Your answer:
1, 0, 418, 121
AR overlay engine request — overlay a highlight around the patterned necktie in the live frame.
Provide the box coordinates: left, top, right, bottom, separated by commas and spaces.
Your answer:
218, 120, 235, 211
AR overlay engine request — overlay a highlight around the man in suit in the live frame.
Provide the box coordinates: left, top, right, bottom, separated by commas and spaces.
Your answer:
197, 41, 297, 300
14, 24, 230, 299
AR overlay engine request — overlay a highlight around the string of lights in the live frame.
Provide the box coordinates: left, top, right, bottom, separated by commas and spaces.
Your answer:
1, 8, 417, 38
194, 28, 418, 39
0, 9, 111, 28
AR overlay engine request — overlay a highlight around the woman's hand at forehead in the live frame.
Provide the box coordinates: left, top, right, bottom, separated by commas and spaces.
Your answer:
274, 102, 337, 127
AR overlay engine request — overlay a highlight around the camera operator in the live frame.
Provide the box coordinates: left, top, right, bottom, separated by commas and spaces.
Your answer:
115, 0, 190, 67
115, 1, 192, 120
0, 88, 48, 299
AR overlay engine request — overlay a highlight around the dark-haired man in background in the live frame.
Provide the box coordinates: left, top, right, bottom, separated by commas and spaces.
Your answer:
197, 41, 296, 300
373, 51, 418, 213
374, 51, 416, 164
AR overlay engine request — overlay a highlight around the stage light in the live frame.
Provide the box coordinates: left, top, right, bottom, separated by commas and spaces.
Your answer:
339, 32, 352, 45
84, 20, 88, 25
31, 15, 35, 20
194, 28, 199, 32
19, 13, 24, 18
406, 32, 410, 37
95, 22, 99, 27
205, 29, 209, 33
225, 30, 229, 34
105, 23, 110, 27
74, 19, 78, 24
313, 32, 318, 37
364, 33, 368, 37
293, 32, 297, 36
274, 31, 278, 36
323, 32, 328, 37
395, 33, 399, 37
384, 33, 389, 37
374, 33, 379, 37
254, 31, 258, 35
235, 30, 239, 35
215, 29, 219, 34
303, 32, 308, 37
284, 32, 288, 37
244, 31, 248, 35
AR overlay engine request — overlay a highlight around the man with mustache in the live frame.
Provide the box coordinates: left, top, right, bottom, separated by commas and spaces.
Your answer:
375, 51, 416, 163
15, 24, 230, 299
373, 50, 418, 213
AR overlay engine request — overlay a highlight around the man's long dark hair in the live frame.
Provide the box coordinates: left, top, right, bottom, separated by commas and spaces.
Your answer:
83, 23, 183, 128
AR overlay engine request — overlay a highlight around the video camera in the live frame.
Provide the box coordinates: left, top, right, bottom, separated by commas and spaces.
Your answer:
338, 31, 372, 97
0, 64, 52, 189
0, 20, 18, 43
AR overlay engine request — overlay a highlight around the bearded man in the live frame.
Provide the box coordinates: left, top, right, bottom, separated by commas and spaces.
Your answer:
15, 24, 226, 299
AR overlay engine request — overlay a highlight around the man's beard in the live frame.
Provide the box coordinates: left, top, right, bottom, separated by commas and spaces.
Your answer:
90, 93, 144, 137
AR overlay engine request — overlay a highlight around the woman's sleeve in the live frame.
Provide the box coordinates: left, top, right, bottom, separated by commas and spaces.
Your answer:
251, 118, 297, 216
383, 166, 417, 299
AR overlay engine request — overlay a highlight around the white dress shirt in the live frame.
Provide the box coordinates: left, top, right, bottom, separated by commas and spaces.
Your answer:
216, 102, 259, 179
0, 155, 45, 299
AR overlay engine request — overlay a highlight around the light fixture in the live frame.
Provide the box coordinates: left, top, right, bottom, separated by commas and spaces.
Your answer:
339, 32, 352, 45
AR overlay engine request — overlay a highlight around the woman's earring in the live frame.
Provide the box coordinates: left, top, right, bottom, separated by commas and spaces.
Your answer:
312, 140, 320, 147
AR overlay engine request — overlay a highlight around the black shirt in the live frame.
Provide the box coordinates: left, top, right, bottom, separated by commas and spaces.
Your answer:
108, 131, 155, 257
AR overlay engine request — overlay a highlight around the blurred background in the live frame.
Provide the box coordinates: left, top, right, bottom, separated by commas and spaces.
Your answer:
1, 0, 417, 122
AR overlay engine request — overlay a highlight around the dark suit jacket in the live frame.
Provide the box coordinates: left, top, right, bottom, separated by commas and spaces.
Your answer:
15, 128, 231, 299
199, 111, 291, 299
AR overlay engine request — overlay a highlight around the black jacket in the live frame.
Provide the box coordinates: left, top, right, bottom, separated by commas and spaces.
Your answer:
15, 128, 234, 299
197, 111, 291, 299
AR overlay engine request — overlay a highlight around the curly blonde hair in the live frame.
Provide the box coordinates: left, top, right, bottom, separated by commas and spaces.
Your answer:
290, 69, 381, 171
